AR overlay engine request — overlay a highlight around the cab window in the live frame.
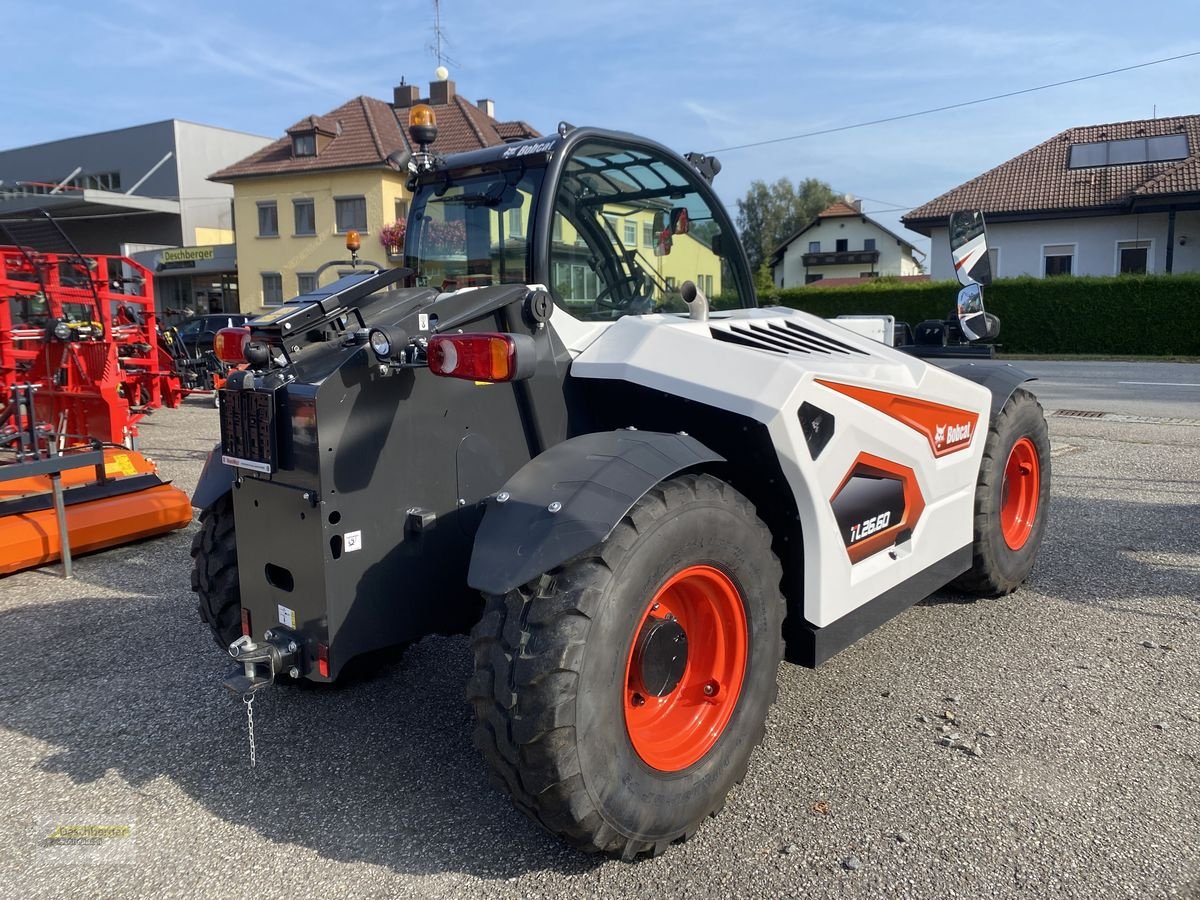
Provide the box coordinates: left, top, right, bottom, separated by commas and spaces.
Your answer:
405, 168, 541, 291
549, 140, 745, 320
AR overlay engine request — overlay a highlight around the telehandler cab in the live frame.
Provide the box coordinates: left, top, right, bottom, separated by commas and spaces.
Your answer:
192, 108, 1049, 859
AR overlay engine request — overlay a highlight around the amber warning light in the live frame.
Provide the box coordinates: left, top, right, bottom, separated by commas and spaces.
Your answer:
409, 103, 438, 148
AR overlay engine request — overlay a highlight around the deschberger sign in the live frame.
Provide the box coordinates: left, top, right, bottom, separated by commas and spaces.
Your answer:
161, 246, 215, 264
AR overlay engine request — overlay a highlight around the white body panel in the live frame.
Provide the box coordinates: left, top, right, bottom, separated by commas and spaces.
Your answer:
556, 305, 990, 630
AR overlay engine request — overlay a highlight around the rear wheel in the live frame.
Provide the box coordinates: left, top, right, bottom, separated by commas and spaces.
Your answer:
190, 493, 242, 650
467, 473, 784, 859
952, 388, 1050, 596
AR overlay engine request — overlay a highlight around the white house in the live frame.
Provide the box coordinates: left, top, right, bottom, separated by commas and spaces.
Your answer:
769, 199, 925, 288
904, 115, 1200, 279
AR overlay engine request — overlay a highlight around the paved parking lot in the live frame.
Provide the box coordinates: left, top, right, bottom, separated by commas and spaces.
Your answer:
1, 361, 1197, 899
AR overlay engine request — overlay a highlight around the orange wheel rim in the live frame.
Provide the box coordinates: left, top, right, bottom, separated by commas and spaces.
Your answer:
1000, 437, 1040, 550
623, 565, 748, 772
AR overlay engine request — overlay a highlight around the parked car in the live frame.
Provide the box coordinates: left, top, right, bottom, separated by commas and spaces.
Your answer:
175, 314, 250, 354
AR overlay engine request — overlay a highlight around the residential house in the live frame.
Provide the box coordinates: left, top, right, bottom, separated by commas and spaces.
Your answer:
903, 115, 1200, 279
0, 120, 272, 316
210, 77, 539, 313
770, 199, 925, 288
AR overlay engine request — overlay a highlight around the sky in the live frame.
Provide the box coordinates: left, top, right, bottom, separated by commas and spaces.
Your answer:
3, 0, 1199, 263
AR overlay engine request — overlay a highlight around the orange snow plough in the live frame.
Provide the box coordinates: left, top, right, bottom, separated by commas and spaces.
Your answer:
0, 214, 192, 576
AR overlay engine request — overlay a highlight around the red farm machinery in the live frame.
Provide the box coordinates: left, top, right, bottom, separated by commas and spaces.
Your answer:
0, 212, 195, 575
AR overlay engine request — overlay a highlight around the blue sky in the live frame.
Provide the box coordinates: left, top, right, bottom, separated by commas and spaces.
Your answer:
4, 0, 1199, 261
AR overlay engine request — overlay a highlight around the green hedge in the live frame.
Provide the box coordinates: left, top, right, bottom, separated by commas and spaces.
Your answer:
758, 274, 1200, 356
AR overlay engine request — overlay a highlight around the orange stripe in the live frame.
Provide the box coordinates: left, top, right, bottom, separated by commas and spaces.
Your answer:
817, 379, 979, 458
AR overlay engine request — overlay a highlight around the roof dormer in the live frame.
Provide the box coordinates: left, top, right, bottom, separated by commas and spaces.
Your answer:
285, 115, 339, 159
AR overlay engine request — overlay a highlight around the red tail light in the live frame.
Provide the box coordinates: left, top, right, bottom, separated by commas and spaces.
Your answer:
427, 333, 532, 383
317, 642, 330, 678
214, 326, 251, 363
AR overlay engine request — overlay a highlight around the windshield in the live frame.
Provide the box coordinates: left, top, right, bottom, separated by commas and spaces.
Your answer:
549, 140, 748, 321
404, 167, 542, 291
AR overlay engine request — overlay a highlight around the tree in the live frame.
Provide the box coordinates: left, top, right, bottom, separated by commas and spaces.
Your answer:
736, 177, 839, 274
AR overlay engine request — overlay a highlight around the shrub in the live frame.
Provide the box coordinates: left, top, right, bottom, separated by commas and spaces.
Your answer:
758, 275, 1200, 355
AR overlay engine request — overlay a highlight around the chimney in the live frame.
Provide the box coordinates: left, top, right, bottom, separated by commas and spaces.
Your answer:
477, 98, 495, 118
429, 78, 455, 105
393, 83, 419, 108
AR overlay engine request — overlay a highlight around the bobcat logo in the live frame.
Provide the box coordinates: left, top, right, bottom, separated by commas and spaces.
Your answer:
935, 422, 972, 450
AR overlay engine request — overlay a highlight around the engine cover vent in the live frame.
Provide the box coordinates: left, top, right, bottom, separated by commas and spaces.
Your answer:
710, 319, 868, 356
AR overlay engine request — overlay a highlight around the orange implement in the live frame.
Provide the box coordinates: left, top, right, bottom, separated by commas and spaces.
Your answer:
0, 448, 192, 576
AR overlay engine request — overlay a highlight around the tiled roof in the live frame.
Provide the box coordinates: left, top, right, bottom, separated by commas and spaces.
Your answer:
286, 114, 336, 136
815, 201, 863, 218
903, 114, 1200, 232
211, 90, 540, 181
496, 120, 537, 141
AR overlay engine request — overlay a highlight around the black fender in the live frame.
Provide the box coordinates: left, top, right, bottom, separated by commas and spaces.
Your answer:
467, 430, 724, 596
945, 362, 1035, 419
192, 443, 236, 509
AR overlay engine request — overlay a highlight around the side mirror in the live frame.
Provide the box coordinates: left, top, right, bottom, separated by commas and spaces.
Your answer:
956, 283, 1000, 341
669, 207, 690, 235
652, 211, 672, 257
948, 209, 992, 287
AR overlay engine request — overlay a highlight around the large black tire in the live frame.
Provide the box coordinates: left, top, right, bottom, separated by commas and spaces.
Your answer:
189, 493, 242, 650
952, 388, 1051, 596
467, 473, 784, 859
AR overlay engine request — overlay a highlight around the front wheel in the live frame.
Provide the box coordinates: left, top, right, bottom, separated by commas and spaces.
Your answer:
467, 473, 784, 859
952, 388, 1051, 596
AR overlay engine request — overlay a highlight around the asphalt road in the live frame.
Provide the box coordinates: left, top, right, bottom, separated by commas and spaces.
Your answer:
1, 361, 1197, 899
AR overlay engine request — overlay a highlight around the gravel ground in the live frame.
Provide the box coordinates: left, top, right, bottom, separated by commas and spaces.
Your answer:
1, 365, 1197, 899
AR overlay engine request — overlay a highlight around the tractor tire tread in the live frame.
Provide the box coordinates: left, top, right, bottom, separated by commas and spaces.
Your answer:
467, 473, 783, 859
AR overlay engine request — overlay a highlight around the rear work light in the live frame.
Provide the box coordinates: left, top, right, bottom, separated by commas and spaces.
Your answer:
426, 332, 535, 383
214, 326, 251, 364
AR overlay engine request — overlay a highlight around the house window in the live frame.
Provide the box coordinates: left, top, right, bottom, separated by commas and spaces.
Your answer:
552, 213, 564, 243
805, 273, 824, 284
261, 273, 283, 306
257, 201, 278, 237
1043, 244, 1074, 277
394, 199, 410, 222
643, 222, 655, 246
808, 241, 820, 252
859, 271, 879, 278
836, 238, 848, 252
1117, 240, 1151, 274
297, 272, 318, 295
863, 238, 876, 251
293, 199, 315, 236
293, 133, 317, 157
334, 196, 367, 233
665, 276, 677, 290
624, 220, 637, 246
508, 207, 522, 238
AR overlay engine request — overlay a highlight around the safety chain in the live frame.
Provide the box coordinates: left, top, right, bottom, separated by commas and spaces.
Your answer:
243, 693, 257, 768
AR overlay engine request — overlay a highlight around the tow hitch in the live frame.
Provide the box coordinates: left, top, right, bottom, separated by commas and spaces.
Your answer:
223, 632, 301, 694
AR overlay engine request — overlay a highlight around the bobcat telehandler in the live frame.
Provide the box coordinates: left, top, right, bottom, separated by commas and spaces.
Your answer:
192, 107, 1049, 859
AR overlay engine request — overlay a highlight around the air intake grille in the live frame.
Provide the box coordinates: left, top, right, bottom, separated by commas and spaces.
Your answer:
710, 319, 868, 356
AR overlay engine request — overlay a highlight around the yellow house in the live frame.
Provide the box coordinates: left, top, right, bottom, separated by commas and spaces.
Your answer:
210, 79, 538, 313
